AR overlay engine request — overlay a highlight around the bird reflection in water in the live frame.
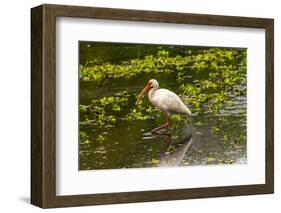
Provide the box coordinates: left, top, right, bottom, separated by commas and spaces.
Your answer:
143, 124, 193, 167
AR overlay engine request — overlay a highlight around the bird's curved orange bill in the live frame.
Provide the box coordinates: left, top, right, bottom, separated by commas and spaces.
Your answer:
136, 84, 150, 104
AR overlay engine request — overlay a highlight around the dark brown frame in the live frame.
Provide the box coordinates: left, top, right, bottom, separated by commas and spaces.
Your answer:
31, 4, 274, 208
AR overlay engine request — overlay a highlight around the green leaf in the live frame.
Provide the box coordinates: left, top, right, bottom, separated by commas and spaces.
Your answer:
151, 158, 160, 164
207, 157, 215, 162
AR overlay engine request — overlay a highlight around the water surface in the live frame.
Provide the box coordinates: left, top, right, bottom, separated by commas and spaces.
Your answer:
79, 70, 246, 170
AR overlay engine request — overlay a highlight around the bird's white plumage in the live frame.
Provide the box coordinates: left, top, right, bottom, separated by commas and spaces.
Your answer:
148, 87, 191, 116
137, 79, 191, 132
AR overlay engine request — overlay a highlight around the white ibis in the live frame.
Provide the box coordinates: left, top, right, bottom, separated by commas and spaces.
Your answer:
136, 79, 191, 133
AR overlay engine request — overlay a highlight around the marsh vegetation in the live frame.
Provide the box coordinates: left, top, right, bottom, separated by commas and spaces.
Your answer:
79, 42, 247, 170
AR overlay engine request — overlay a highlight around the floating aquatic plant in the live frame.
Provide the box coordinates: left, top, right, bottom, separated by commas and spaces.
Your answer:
79, 48, 247, 150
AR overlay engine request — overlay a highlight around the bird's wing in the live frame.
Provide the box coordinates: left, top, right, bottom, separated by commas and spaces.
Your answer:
155, 89, 183, 112
155, 89, 191, 115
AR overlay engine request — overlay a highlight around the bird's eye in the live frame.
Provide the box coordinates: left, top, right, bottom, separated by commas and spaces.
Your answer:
150, 85, 153, 88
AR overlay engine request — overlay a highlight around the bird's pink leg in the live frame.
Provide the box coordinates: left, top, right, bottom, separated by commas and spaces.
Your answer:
151, 112, 171, 134
166, 112, 171, 129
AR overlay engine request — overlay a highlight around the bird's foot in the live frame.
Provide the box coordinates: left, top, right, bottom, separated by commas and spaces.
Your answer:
151, 124, 170, 134
151, 129, 158, 134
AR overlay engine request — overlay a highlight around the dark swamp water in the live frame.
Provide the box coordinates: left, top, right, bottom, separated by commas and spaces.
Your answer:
79, 42, 247, 170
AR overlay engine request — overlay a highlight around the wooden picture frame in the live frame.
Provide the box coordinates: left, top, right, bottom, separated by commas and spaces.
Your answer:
31, 4, 274, 208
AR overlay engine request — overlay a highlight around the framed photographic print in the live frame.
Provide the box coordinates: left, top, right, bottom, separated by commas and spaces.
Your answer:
31, 4, 274, 208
